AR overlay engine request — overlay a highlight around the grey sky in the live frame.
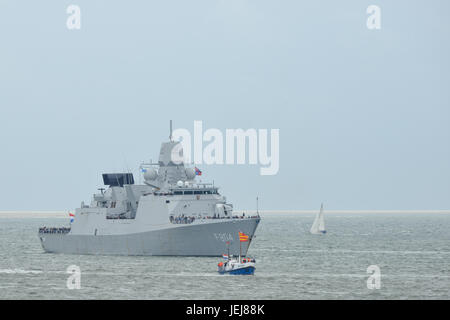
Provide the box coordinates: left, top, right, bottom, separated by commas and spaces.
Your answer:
0, 1, 449, 211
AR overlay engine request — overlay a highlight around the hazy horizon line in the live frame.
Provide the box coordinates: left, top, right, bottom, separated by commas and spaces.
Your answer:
0, 209, 449, 218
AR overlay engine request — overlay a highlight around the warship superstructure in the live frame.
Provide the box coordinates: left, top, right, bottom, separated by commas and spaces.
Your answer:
38, 125, 260, 256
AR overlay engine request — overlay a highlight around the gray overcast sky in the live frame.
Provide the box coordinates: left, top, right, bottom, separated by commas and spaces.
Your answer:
0, 1, 449, 211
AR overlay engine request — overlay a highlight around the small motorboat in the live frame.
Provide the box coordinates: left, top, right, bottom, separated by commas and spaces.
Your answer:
218, 256, 256, 275
218, 231, 256, 275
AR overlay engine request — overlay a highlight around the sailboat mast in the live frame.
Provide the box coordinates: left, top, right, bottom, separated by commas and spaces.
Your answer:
239, 241, 242, 262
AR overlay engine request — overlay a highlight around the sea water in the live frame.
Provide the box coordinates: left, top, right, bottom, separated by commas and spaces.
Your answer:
0, 212, 449, 299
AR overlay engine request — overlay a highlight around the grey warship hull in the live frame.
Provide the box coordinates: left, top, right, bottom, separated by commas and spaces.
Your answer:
40, 218, 260, 256
40, 129, 261, 257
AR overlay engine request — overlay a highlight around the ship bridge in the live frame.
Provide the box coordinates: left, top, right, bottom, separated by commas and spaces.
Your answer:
169, 182, 219, 195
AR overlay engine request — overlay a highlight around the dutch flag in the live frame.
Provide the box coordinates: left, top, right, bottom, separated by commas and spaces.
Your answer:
69, 212, 75, 223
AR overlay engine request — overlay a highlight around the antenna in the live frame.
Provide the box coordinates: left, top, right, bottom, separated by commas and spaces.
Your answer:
256, 196, 259, 217
169, 120, 173, 141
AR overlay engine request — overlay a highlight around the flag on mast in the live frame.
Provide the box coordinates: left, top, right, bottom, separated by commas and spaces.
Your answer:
69, 212, 75, 223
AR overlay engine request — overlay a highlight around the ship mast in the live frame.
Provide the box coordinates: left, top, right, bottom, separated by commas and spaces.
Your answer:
256, 196, 259, 217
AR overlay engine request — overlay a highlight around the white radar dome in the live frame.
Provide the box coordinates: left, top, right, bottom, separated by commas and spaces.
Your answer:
185, 168, 196, 180
177, 180, 184, 187
143, 168, 158, 181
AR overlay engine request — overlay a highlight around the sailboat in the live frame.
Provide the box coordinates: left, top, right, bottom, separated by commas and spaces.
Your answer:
310, 203, 326, 234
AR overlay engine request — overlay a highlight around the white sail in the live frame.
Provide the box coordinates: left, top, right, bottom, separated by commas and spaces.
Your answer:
310, 203, 326, 234
318, 205, 325, 232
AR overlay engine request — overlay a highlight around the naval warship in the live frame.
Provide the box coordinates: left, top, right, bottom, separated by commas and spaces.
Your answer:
38, 124, 260, 256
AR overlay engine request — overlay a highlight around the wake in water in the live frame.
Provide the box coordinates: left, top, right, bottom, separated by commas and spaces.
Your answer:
0, 269, 43, 274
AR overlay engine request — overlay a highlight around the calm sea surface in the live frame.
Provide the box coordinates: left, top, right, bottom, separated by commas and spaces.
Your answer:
0, 213, 449, 299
